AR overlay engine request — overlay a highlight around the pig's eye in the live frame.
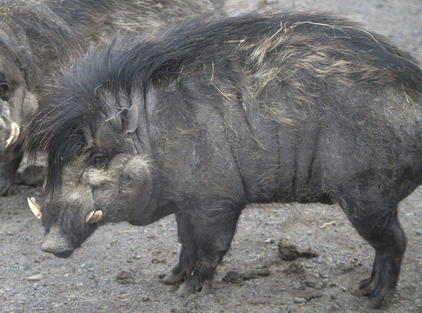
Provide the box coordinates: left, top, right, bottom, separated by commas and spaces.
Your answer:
0, 83, 10, 101
91, 152, 108, 169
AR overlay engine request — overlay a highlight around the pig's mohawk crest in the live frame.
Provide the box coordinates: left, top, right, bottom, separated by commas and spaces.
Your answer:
23, 36, 145, 194
23, 69, 114, 194
23, 36, 148, 194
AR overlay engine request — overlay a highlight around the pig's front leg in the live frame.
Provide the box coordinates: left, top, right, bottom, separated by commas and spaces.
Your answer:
163, 212, 198, 284
167, 208, 242, 295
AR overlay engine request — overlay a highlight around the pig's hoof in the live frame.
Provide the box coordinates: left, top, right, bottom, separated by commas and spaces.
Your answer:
364, 297, 383, 309
351, 287, 364, 297
351, 286, 369, 297
198, 284, 211, 296
175, 281, 193, 295
351, 278, 372, 297
175, 278, 212, 296
162, 271, 185, 284
351, 278, 385, 309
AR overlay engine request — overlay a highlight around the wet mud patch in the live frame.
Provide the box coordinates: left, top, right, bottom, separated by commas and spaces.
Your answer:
116, 270, 136, 285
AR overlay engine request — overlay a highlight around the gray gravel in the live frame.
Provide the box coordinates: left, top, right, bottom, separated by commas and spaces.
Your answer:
1, 0, 422, 312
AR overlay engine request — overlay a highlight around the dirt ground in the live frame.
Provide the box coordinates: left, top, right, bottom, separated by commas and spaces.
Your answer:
1, 0, 422, 312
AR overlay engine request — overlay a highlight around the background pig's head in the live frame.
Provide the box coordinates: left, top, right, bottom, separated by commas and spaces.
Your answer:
26, 87, 154, 257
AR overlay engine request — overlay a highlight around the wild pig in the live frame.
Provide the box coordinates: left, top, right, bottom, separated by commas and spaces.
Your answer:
25, 12, 422, 309
0, 0, 223, 195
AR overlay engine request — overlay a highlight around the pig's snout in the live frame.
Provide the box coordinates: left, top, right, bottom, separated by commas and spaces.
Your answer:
41, 226, 75, 258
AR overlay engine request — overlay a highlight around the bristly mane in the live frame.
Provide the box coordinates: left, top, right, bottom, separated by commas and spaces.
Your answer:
25, 11, 422, 194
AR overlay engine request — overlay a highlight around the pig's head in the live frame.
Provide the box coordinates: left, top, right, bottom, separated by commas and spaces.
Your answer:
26, 93, 154, 258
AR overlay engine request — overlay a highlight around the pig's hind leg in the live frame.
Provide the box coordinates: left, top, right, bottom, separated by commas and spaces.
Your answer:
340, 198, 406, 309
167, 209, 241, 296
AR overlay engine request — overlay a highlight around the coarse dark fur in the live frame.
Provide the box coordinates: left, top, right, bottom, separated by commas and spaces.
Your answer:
0, 0, 224, 95
0, 0, 223, 195
26, 11, 422, 309
31, 11, 422, 194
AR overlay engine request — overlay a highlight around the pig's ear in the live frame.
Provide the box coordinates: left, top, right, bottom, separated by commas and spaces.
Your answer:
113, 106, 139, 134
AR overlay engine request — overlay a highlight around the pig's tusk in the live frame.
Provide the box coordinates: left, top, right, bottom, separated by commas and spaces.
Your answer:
5, 122, 20, 148
27, 197, 42, 220
85, 210, 103, 224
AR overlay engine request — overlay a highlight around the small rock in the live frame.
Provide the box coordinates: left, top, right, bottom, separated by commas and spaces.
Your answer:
116, 270, 135, 285
264, 238, 274, 244
278, 244, 300, 261
299, 249, 319, 259
223, 271, 242, 284
304, 280, 316, 288
293, 297, 307, 304
416, 230, 422, 236
264, 0, 280, 4
278, 243, 319, 261
241, 271, 259, 280
27, 274, 43, 281
257, 267, 270, 276
306, 292, 323, 300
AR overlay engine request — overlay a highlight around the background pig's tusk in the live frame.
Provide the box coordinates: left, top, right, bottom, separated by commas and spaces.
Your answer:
27, 197, 42, 220
5, 122, 20, 148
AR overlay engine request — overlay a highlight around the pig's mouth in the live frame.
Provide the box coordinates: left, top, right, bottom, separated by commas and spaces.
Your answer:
28, 197, 102, 258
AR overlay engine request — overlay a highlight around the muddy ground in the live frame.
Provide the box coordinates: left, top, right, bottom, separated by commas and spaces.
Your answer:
1, 0, 422, 312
